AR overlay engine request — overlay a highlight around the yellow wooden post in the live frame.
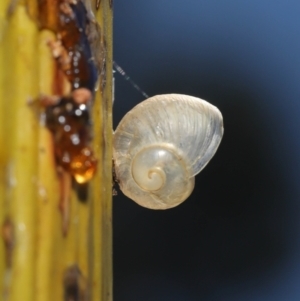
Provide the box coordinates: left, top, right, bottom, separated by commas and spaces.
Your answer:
0, 0, 113, 300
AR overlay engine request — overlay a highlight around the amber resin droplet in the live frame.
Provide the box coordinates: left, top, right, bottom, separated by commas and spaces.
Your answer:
71, 147, 97, 184
45, 96, 97, 184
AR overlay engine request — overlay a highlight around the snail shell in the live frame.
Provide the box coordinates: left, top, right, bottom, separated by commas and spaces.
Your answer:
113, 94, 223, 209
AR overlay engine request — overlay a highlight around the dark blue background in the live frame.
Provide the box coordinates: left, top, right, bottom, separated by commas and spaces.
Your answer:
113, 1, 300, 300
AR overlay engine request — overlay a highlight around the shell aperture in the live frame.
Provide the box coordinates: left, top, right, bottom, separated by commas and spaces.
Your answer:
113, 94, 223, 209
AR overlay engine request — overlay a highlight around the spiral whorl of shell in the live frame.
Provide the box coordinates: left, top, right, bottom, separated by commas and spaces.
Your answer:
113, 94, 224, 209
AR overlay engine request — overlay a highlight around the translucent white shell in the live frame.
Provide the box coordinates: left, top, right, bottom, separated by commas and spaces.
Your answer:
113, 94, 224, 209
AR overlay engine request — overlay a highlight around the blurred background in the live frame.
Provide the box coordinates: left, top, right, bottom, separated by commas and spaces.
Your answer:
112, 1, 300, 300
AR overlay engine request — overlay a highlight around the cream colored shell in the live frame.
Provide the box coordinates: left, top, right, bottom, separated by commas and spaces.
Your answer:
113, 94, 224, 209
